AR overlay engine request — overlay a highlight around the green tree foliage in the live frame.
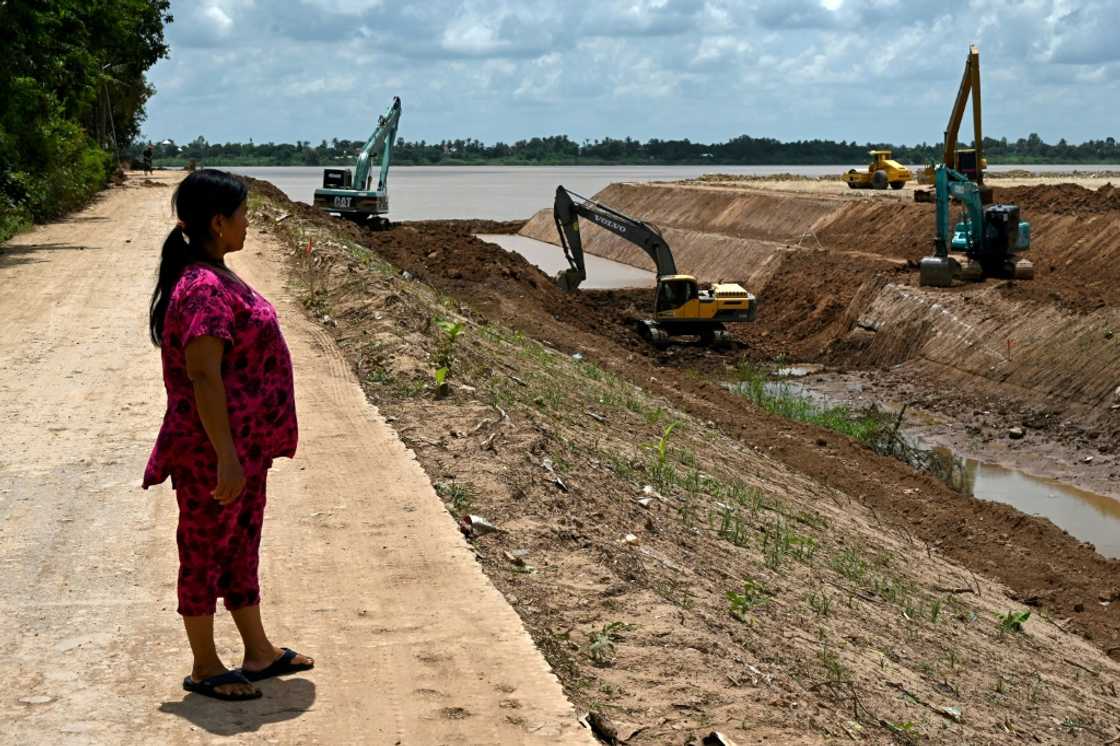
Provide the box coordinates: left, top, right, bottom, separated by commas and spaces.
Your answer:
0, 0, 172, 240
148, 131, 1120, 168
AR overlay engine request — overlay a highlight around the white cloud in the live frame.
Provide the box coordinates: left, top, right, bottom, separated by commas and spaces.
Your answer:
144, 0, 1118, 145
201, 4, 233, 32
441, 18, 504, 55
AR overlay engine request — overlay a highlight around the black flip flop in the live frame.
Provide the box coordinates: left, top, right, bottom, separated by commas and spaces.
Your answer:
182, 670, 262, 701
241, 648, 314, 682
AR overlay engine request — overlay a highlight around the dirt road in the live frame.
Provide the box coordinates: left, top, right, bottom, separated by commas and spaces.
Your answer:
0, 172, 590, 744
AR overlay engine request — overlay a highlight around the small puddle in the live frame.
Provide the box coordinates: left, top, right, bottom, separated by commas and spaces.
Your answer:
935, 450, 1120, 558
731, 371, 1120, 558
478, 234, 657, 289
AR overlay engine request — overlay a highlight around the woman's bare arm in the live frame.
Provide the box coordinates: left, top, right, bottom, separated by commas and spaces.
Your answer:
185, 335, 245, 505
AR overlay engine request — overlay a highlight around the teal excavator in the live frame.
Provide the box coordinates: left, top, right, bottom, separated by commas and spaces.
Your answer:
313, 96, 401, 226
916, 45, 1033, 287
918, 165, 1033, 287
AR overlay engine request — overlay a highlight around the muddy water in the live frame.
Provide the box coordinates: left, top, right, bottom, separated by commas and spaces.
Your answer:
231, 165, 857, 220
762, 371, 1120, 558
230, 164, 1117, 221
479, 234, 656, 289
940, 453, 1120, 558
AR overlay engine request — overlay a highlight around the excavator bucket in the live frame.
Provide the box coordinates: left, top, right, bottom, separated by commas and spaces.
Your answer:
555, 268, 584, 292
919, 255, 959, 287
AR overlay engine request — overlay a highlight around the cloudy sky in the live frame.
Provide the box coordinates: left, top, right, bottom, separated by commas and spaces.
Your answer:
144, 0, 1119, 147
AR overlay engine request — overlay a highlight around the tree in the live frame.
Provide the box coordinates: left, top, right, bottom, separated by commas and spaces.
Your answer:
0, 0, 172, 236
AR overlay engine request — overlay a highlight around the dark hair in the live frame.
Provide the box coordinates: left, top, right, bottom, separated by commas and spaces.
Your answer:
149, 169, 248, 346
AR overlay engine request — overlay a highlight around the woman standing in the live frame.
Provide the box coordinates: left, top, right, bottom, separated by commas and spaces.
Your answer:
145, 169, 313, 701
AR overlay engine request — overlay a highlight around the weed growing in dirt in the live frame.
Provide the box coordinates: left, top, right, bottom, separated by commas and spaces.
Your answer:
808, 588, 833, 617
488, 383, 515, 409
872, 574, 910, 606
998, 609, 1030, 635
533, 388, 566, 412
715, 504, 750, 547
605, 453, 637, 482
432, 367, 450, 399
681, 468, 703, 497
817, 644, 852, 687
677, 447, 698, 469
434, 318, 465, 375
653, 579, 695, 610
762, 517, 818, 570
929, 597, 943, 624
435, 481, 474, 515
729, 482, 765, 514
831, 547, 869, 584
365, 366, 394, 386
727, 579, 771, 622
577, 361, 604, 381
883, 720, 920, 744
676, 496, 699, 529
643, 422, 682, 492
588, 621, 634, 666
646, 422, 679, 468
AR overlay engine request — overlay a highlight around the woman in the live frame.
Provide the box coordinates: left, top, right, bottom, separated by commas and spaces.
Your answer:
145, 169, 313, 701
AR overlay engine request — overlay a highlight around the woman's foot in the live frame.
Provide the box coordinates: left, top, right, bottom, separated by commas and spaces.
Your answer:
241, 645, 314, 681
189, 664, 260, 699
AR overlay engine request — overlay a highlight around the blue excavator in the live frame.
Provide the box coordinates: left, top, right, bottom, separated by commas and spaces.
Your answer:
313, 96, 401, 226
918, 164, 1032, 287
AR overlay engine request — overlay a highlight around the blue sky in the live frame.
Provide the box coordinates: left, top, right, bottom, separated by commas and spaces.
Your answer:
143, 0, 1120, 146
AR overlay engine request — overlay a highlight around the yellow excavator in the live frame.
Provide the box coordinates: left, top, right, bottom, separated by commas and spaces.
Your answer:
553, 186, 756, 348
915, 45, 988, 203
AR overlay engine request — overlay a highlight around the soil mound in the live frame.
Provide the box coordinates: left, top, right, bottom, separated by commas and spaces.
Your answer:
995, 182, 1120, 214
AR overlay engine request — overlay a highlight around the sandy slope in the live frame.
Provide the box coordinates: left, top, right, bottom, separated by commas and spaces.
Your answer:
0, 171, 590, 744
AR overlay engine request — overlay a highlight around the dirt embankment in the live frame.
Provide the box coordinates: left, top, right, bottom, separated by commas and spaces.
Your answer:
521, 180, 1120, 450
248, 177, 1120, 744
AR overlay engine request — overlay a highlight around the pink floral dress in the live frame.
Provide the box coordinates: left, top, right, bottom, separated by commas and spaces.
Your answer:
144, 263, 298, 615
144, 264, 298, 488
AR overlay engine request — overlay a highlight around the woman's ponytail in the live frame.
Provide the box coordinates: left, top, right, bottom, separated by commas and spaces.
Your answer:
148, 170, 248, 346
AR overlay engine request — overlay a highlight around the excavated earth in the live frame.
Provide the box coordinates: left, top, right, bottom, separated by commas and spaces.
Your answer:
249, 178, 1120, 744
521, 181, 1120, 483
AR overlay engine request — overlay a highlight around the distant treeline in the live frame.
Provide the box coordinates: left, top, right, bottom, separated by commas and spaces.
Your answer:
1, 1, 171, 242
139, 132, 1120, 168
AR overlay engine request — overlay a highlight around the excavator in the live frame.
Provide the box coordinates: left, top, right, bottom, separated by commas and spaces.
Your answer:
313, 96, 401, 226
916, 46, 1033, 286
919, 165, 1032, 287
552, 186, 756, 347
915, 45, 987, 203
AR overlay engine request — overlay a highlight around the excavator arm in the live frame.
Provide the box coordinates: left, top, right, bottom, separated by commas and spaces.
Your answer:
553, 185, 676, 291
942, 45, 983, 186
353, 96, 402, 193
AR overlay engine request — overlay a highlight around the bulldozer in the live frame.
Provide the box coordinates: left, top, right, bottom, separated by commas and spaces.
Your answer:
842, 150, 912, 190
552, 186, 756, 348
313, 96, 401, 226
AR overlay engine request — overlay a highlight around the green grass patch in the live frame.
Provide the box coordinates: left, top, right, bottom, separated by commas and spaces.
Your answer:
731, 363, 893, 445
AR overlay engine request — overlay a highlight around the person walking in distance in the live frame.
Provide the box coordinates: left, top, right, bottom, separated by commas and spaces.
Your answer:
145, 169, 313, 700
